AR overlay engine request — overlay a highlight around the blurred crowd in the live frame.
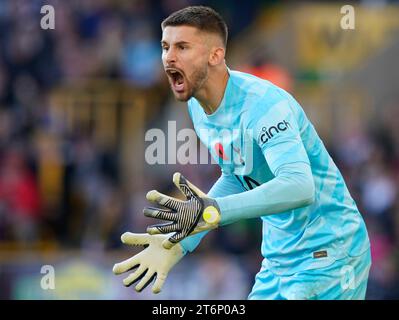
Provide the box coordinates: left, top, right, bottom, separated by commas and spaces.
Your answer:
0, 0, 398, 299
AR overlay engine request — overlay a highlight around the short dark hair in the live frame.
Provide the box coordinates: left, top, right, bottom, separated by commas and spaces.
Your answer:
161, 6, 228, 48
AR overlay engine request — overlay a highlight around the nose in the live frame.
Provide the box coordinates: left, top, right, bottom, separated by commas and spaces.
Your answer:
164, 47, 177, 64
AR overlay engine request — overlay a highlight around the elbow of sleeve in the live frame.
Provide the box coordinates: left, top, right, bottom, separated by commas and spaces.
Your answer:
303, 193, 315, 206
277, 164, 316, 208
303, 176, 315, 206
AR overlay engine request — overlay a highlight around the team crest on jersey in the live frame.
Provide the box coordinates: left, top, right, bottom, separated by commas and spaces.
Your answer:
258, 119, 291, 146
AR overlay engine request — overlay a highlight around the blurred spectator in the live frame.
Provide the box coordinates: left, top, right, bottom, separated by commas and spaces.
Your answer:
238, 48, 293, 92
0, 146, 41, 243
120, 22, 162, 87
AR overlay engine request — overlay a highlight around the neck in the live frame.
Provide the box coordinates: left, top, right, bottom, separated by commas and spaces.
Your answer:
195, 65, 229, 115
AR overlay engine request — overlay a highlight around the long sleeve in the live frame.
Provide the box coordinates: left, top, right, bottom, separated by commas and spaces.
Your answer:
179, 172, 245, 253
216, 161, 315, 225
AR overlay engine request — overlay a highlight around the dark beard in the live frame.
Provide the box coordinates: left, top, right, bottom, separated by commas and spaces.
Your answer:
176, 65, 208, 102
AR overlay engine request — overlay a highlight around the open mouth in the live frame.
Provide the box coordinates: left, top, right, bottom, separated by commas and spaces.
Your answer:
166, 69, 185, 93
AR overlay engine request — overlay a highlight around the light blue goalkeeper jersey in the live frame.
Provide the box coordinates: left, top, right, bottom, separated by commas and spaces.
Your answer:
184, 69, 370, 276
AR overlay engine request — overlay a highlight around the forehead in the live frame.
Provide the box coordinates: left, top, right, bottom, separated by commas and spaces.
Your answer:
161, 25, 204, 43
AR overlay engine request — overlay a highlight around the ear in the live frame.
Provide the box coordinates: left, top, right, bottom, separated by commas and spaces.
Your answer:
209, 47, 225, 66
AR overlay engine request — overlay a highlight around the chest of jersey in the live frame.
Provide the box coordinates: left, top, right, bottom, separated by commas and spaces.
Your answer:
196, 126, 251, 174
195, 125, 274, 188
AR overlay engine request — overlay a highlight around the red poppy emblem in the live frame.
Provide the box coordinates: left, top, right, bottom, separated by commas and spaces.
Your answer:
214, 142, 228, 160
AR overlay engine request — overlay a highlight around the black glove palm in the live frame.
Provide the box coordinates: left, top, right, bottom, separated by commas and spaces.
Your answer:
144, 172, 221, 249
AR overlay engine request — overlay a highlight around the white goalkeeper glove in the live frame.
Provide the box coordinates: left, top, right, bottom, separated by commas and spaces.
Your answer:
143, 172, 221, 249
112, 232, 185, 294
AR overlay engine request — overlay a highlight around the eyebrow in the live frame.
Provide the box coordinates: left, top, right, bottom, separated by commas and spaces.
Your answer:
161, 41, 191, 46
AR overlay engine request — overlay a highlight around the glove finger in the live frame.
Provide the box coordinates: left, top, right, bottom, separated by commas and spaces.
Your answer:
120, 232, 151, 246
135, 269, 156, 292
173, 172, 207, 199
123, 265, 146, 287
146, 222, 180, 235
152, 272, 167, 294
113, 255, 140, 274
162, 232, 184, 249
146, 190, 185, 211
143, 207, 176, 221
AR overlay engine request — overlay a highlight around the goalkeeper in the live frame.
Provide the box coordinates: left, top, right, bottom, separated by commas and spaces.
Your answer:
113, 6, 371, 299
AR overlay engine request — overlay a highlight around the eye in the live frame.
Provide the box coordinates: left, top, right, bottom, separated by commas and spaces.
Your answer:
162, 46, 169, 52
178, 45, 186, 50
